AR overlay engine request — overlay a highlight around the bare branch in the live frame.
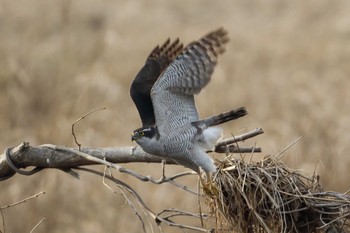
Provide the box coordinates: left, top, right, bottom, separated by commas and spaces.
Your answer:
29, 218, 45, 233
102, 167, 148, 233
0, 191, 46, 209
71, 107, 107, 151
0, 191, 46, 233
276, 136, 303, 159
0, 143, 169, 180
0, 128, 262, 181
77, 167, 211, 232
0, 208, 4, 233
156, 209, 210, 232
214, 128, 264, 153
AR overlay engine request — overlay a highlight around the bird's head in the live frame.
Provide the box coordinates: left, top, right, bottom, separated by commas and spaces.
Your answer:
131, 126, 159, 142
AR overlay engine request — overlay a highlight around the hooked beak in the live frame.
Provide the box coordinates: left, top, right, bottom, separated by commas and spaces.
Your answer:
131, 132, 137, 142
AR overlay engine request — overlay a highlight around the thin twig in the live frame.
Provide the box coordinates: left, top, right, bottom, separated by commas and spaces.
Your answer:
1, 192, 45, 233
76, 167, 157, 218
216, 128, 264, 148
0, 191, 46, 209
0, 208, 4, 233
208, 128, 263, 154
102, 166, 148, 233
76, 167, 209, 232
197, 177, 204, 227
71, 107, 107, 151
29, 218, 45, 233
276, 136, 303, 159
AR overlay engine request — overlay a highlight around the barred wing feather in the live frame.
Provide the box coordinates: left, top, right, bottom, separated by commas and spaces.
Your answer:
151, 28, 229, 134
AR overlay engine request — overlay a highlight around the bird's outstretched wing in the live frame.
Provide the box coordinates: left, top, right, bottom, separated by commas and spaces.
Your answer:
151, 28, 229, 134
130, 39, 183, 127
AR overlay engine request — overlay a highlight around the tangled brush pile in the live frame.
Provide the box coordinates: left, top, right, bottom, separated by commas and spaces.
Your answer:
206, 156, 350, 233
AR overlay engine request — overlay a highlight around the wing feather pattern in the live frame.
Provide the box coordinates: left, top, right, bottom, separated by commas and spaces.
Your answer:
151, 28, 229, 134
130, 39, 183, 127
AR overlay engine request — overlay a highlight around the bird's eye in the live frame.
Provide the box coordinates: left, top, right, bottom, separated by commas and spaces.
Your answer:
139, 131, 145, 136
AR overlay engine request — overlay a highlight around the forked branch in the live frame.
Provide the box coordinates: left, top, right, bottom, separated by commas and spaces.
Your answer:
0, 128, 263, 232
0, 128, 263, 181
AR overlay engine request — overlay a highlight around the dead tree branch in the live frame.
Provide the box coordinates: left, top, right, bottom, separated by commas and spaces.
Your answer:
0, 128, 263, 231
0, 128, 262, 181
76, 167, 210, 232
0, 191, 46, 210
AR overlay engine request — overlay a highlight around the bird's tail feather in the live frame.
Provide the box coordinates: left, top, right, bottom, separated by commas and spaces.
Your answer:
203, 107, 247, 127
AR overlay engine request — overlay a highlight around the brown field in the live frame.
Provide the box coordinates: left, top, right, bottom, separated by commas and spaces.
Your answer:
1, 0, 349, 232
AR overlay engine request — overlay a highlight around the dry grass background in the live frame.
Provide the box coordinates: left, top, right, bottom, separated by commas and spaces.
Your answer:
0, 0, 349, 232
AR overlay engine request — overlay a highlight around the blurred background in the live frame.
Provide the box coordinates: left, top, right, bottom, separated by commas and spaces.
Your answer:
1, 0, 349, 232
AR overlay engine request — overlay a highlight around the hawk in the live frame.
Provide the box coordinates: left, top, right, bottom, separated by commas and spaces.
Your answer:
130, 28, 247, 173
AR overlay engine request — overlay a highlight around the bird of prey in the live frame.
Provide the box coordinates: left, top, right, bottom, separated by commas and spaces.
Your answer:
130, 28, 247, 173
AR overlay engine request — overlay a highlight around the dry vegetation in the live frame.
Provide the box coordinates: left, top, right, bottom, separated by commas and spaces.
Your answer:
1, 0, 350, 232
210, 156, 350, 233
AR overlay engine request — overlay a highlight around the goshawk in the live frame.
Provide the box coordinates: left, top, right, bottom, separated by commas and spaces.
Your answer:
130, 28, 247, 173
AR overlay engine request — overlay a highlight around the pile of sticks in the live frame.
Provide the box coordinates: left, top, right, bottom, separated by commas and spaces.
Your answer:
207, 156, 350, 233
